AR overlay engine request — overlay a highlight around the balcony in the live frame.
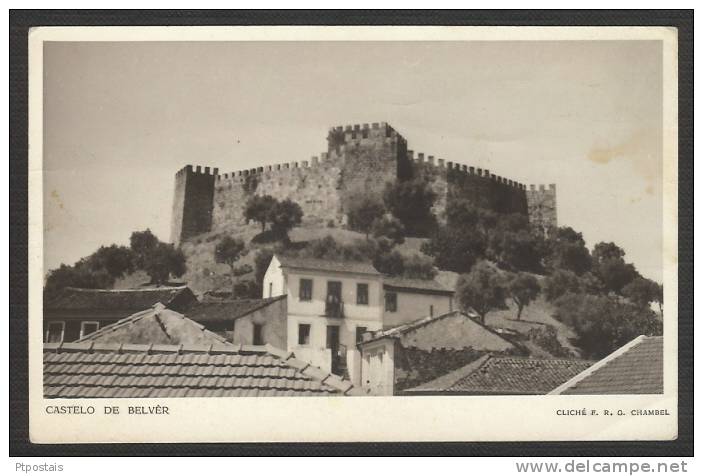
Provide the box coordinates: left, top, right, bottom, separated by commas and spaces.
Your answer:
324, 300, 345, 318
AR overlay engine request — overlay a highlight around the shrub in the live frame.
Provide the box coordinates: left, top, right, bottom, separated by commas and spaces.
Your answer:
526, 325, 573, 358
552, 292, 662, 359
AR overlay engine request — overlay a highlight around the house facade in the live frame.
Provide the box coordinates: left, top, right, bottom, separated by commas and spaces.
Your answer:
382, 276, 454, 328
358, 310, 517, 395
184, 295, 287, 348
263, 255, 386, 382
43, 286, 197, 343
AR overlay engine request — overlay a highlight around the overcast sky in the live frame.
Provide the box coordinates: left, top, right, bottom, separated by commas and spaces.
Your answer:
43, 40, 663, 281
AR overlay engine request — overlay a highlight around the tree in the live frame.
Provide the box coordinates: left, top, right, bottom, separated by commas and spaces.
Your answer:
543, 269, 582, 302
244, 195, 277, 232
553, 292, 662, 359
545, 227, 592, 275
371, 216, 405, 246
347, 196, 385, 238
507, 272, 541, 319
592, 241, 626, 262
421, 225, 487, 273
44, 263, 114, 297
141, 242, 186, 285
489, 229, 546, 272
383, 178, 437, 236
445, 199, 483, 230
269, 199, 303, 238
400, 254, 437, 280
130, 229, 158, 267
623, 277, 662, 310
591, 241, 638, 295
373, 250, 405, 276
88, 245, 135, 278
215, 236, 252, 295
455, 261, 507, 324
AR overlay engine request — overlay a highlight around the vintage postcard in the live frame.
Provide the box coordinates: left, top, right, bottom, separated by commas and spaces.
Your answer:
28, 25, 678, 443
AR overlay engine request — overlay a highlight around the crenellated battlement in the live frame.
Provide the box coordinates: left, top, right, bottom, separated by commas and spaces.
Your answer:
176, 164, 220, 177
214, 150, 339, 184
329, 122, 403, 141
171, 122, 556, 245
528, 183, 557, 192
406, 150, 525, 190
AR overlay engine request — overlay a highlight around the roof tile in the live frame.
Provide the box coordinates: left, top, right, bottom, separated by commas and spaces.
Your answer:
406, 356, 593, 395
554, 336, 663, 395
43, 343, 357, 398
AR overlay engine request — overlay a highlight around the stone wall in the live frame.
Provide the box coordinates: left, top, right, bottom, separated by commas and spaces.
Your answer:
407, 153, 529, 223
171, 122, 554, 244
211, 152, 345, 231
526, 184, 558, 232
171, 165, 217, 245
332, 122, 409, 212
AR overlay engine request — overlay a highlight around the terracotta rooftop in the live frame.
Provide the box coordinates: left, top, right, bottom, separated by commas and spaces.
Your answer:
550, 335, 663, 395
76, 304, 230, 346
43, 342, 360, 398
361, 309, 482, 344
405, 355, 593, 395
383, 276, 453, 295
45, 286, 195, 311
185, 296, 285, 323
277, 255, 380, 276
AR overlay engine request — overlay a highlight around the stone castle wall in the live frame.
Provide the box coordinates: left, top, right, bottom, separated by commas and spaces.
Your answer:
171, 165, 216, 244
526, 184, 558, 232
170, 122, 556, 245
211, 151, 345, 231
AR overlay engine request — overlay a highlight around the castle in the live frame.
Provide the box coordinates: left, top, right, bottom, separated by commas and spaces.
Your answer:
171, 122, 557, 245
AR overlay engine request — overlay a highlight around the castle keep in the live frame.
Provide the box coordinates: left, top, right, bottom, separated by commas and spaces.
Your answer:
171, 122, 557, 244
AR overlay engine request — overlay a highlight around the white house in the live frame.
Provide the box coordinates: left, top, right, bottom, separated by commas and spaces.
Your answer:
263, 254, 385, 384
382, 276, 454, 328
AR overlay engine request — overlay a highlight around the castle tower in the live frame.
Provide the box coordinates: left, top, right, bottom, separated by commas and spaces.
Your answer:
327, 122, 410, 211
171, 165, 217, 245
526, 184, 557, 233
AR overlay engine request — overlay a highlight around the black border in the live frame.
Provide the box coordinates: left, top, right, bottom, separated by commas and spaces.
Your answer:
9, 9, 693, 457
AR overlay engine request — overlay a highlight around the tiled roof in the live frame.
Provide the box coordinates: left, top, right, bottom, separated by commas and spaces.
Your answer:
45, 286, 193, 311
405, 355, 593, 395
383, 276, 453, 295
277, 255, 380, 276
76, 304, 230, 346
551, 335, 663, 395
185, 296, 285, 323
43, 342, 360, 398
362, 309, 482, 344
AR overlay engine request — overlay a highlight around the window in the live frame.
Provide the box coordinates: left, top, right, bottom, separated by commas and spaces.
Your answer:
253, 324, 264, 345
429, 305, 434, 317
299, 278, 313, 301
268, 282, 273, 298
45, 321, 65, 343
356, 326, 368, 343
80, 321, 99, 339
325, 281, 343, 317
298, 324, 311, 346
385, 292, 397, 312
356, 283, 369, 305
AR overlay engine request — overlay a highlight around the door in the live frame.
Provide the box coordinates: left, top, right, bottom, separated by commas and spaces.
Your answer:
326, 325, 343, 375
364, 349, 385, 394
325, 281, 342, 317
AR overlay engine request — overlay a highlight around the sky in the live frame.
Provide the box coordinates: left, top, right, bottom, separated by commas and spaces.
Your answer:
43, 40, 663, 282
